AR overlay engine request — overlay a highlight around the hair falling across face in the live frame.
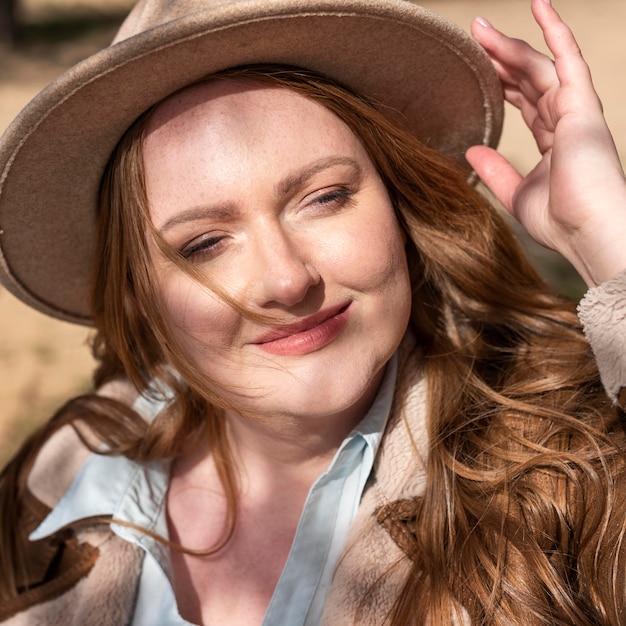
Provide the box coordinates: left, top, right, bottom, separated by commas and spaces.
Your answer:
92, 64, 551, 446
140, 78, 412, 432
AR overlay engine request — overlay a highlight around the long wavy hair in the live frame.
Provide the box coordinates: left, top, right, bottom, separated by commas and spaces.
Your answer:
1, 65, 625, 623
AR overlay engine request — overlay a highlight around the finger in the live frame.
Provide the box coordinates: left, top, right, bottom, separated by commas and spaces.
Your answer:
471, 17, 556, 97
499, 86, 554, 153
502, 84, 538, 121
485, 55, 544, 104
530, 0, 598, 102
531, 0, 582, 66
465, 145, 522, 213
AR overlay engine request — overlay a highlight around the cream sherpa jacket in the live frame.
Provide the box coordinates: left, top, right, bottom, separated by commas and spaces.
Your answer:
3, 274, 626, 625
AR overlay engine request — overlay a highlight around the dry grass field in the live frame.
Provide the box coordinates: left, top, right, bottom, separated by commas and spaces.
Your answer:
1, 0, 624, 464
0, 0, 134, 463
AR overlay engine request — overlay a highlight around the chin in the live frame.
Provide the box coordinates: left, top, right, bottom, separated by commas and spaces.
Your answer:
242, 358, 388, 423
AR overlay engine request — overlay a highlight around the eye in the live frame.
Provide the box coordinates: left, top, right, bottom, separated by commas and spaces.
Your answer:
181, 235, 226, 260
310, 188, 354, 211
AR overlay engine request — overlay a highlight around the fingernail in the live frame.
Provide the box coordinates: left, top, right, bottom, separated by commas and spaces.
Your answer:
475, 16, 492, 28
542, 0, 552, 5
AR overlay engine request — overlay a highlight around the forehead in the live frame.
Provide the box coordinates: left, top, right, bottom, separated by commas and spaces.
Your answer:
141, 77, 374, 229
143, 77, 362, 157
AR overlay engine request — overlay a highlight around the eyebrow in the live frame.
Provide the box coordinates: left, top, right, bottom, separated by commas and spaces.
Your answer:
275, 156, 362, 197
158, 204, 238, 234
158, 155, 362, 234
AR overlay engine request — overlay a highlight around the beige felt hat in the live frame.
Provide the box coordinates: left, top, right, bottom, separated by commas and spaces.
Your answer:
0, 0, 503, 325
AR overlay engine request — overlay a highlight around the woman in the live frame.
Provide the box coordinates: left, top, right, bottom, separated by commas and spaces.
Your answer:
1, 0, 626, 623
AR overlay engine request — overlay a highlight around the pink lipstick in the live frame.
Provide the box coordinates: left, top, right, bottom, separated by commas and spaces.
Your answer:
252, 303, 351, 356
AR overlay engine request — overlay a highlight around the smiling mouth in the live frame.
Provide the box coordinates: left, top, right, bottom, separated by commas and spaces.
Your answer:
252, 303, 351, 356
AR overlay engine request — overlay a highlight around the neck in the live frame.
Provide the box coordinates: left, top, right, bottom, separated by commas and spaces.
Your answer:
172, 364, 387, 509
227, 379, 381, 485
226, 412, 350, 481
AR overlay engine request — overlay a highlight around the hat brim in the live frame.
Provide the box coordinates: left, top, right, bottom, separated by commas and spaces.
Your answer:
0, 0, 503, 325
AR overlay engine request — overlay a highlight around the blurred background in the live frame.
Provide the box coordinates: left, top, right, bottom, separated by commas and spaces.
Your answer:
0, 0, 624, 464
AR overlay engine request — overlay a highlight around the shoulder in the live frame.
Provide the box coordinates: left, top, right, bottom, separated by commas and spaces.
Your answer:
578, 269, 626, 406
0, 378, 143, 624
27, 377, 140, 507
1, 512, 143, 625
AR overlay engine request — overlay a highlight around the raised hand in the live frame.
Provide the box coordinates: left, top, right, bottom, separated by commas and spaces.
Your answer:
467, 0, 626, 288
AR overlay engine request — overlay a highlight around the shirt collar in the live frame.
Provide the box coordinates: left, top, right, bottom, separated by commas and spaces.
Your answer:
353, 351, 397, 440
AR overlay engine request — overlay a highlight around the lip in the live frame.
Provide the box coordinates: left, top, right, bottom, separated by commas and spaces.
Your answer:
252, 302, 351, 356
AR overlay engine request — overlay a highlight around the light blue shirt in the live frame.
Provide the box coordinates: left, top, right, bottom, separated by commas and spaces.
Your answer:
31, 355, 397, 625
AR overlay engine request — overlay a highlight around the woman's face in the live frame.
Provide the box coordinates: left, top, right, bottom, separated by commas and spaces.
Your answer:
142, 79, 411, 425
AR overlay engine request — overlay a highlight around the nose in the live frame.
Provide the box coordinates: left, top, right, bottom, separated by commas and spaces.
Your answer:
249, 223, 320, 308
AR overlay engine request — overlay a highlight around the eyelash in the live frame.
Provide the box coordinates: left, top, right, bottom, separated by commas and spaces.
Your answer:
181, 235, 225, 260
312, 188, 354, 210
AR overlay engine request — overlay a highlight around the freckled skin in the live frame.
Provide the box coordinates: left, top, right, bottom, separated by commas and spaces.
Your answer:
143, 80, 411, 429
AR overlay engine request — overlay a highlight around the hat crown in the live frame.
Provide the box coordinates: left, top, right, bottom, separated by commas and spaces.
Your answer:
113, 0, 231, 43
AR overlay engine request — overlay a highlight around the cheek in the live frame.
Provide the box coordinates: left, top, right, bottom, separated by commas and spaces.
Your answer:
333, 213, 410, 297
346, 215, 411, 340
156, 273, 240, 357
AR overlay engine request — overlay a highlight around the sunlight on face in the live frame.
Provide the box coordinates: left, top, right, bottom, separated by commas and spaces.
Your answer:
143, 79, 411, 425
